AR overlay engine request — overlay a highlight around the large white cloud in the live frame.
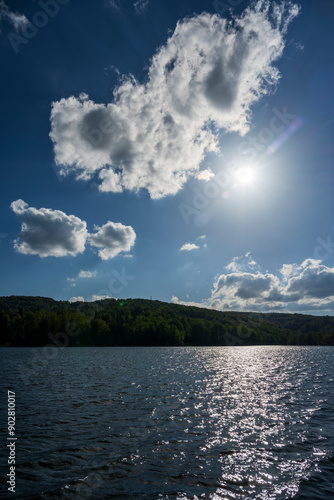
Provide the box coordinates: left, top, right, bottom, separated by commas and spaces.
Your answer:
172, 254, 334, 314
50, 1, 299, 199
10, 200, 136, 260
89, 221, 136, 260
10, 199, 88, 257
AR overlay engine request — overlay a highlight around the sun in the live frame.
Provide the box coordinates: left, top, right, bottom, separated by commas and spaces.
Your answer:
234, 166, 256, 186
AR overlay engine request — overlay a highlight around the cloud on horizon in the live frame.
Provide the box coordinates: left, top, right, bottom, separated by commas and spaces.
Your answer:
10, 200, 136, 260
50, 1, 299, 198
172, 254, 334, 314
69, 293, 114, 303
69, 296, 85, 303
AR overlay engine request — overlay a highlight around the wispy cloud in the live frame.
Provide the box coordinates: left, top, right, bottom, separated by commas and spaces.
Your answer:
78, 270, 97, 278
134, 0, 149, 15
50, 2, 299, 198
106, 0, 121, 12
0, 1, 28, 31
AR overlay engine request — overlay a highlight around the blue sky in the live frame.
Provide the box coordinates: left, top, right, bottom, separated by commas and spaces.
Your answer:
1, 0, 334, 314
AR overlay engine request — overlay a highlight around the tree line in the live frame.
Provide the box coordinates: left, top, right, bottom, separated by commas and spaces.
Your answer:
1, 296, 334, 347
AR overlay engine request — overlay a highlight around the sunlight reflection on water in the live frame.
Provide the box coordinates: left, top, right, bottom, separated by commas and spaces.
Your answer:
1, 346, 334, 499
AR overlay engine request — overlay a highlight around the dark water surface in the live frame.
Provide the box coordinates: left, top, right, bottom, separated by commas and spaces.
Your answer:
1, 346, 334, 499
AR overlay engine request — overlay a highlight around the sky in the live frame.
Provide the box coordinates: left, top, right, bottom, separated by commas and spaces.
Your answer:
1, 0, 334, 314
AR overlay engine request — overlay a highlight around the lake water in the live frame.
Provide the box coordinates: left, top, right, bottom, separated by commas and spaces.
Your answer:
1, 346, 334, 499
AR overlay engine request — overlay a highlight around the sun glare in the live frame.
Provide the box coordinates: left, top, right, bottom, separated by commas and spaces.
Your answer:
235, 166, 256, 186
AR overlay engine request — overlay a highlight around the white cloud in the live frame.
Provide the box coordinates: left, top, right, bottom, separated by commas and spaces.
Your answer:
69, 296, 85, 303
180, 243, 200, 251
225, 252, 259, 272
89, 221, 136, 260
284, 259, 334, 300
50, 2, 299, 199
197, 235, 206, 240
11, 199, 88, 258
171, 295, 210, 309
10, 200, 136, 260
0, 1, 28, 30
195, 169, 215, 182
171, 254, 334, 314
78, 270, 97, 278
91, 294, 112, 301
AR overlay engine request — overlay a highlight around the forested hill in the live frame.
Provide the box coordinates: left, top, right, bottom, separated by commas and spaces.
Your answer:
1, 296, 334, 347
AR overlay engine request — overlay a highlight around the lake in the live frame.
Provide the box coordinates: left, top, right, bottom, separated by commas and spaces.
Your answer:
1, 346, 334, 499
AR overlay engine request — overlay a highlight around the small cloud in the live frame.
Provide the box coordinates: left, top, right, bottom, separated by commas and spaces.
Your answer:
180, 243, 200, 251
197, 235, 206, 240
91, 294, 112, 302
78, 270, 97, 278
89, 221, 136, 260
171, 295, 210, 309
66, 278, 77, 288
69, 296, 85, 303
195, 169, 215, 181
0, 1, 28, 31
134, 0, 149, 15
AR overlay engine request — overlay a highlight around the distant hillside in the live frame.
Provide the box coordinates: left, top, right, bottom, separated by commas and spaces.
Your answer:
1, 296, 334, 347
